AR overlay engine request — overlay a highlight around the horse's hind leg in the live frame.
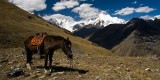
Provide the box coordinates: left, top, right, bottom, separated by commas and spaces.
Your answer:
26, 50, 33, 70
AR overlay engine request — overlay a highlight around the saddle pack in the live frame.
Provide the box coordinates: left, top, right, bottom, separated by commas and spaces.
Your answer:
31, 32, 47, 46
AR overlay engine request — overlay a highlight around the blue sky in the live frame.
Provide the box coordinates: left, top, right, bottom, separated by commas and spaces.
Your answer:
9, 0, 160, 21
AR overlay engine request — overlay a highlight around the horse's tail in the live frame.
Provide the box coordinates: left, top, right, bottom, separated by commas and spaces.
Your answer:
24, 36, 34, 53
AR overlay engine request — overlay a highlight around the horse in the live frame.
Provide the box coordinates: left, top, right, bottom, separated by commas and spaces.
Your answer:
24, 35, 73, 73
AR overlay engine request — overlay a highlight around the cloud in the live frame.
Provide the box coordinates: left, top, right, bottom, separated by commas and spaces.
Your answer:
79, 0, 87, 1
114, 7, 135, 16
154, 15, 160, 19
140, 15, 153, 20
8, 0, 46, 12
43, 14, 74, 22
132, 1, 137, 4
135, 6, 155, 13
72, 3, 103, 19
140, 15, 160, 20
115, 6, 156, 16
52, 0, 79, 11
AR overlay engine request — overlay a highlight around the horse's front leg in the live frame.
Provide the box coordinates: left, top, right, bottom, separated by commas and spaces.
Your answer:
44, 52, 49, 73
49, 52, 53, 73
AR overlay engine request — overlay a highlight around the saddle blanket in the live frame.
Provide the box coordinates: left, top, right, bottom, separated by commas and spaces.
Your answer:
31, 37, 44, 46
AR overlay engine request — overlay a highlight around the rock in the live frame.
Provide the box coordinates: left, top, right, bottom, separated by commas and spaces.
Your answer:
22, 50, 26, 54
0, 59, 8, 64
51, 73, 57, 77
115, 67, 120, 70
30, 74, 38, 79
126, 72, 132, 80
8, 61, 13, 64
155, 69, 159, 72
95, 76, 101, 80
145, 68, 151, 72
53, 77, 58, 80
16, 63, 25, 68
125, 68, 131, 72
39, 75, 46, 79
36, 70, 41, 73
57, 72, 64, 75
78, 75, 82, 78
7, 68, 23, 77
105, 73, 109, 76
48, 77, 58, 80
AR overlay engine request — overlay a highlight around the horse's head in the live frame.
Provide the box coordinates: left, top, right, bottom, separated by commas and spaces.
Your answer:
62, 37, 73, 60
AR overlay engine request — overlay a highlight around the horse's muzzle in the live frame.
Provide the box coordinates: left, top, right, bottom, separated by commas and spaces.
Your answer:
68, 54, 73, 60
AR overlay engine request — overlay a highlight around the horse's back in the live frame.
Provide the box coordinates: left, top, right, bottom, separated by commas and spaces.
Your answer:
43, 35, 64, 49
44, 35, 64, 42
45, 35, 64, 39
24, 35, 34, 45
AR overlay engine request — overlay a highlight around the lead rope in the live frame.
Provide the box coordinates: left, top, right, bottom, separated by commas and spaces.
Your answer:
70, 59, 73, 69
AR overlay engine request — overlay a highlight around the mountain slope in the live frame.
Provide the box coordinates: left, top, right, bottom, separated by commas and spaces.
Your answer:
73, 24, 102, 38
0, 0, 110, 56
89, 18, 160, 56
0, 1, 160, 80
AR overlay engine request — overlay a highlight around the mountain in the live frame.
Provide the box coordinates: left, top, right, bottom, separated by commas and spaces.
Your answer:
1, 1, 160, 80
43, 12, 125, 32
42, 14, 77, 32
73, 13, 125, 38
90, 12, 125, 27
89, 18, 160, 56
74, 24, 103, 38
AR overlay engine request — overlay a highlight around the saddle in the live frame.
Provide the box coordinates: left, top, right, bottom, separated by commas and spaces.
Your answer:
31, 32, 47, 46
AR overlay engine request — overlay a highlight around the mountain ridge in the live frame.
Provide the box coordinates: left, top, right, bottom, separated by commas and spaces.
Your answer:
89, 18, 160, 56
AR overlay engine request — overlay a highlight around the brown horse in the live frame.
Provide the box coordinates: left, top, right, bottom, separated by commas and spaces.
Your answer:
24, 35, 73, 72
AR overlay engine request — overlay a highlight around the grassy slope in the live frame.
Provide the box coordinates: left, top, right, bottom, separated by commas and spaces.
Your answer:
0, 1, 159, 80
0, 0, 111, 56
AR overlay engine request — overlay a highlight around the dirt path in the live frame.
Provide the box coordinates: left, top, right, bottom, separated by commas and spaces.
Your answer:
0, 48, 160, 80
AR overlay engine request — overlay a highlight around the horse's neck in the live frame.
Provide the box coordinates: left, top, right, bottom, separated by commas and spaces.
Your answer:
54, 41, 64, 49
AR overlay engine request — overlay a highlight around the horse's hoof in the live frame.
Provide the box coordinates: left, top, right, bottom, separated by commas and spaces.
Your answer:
49, 69, 52, 73
26, 63, 31, 70
44, 69, 48, 74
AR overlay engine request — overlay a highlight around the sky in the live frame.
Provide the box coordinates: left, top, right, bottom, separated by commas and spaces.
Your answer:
8, 0, 160, 21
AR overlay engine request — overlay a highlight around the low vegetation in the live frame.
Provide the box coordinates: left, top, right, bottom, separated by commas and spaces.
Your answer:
0, 0, 159, 80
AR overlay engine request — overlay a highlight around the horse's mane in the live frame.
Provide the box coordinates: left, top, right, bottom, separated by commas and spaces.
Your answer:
45, 35, 65, 41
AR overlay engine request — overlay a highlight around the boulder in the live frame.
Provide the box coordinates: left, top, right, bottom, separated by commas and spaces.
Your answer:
7, 67, 23, 77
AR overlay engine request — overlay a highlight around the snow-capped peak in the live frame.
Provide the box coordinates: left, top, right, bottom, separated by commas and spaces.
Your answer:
42, 13, 126, 32
93, 12, 125, 26
73, 12, 126, 28
43, 14, 76, 32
